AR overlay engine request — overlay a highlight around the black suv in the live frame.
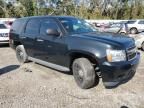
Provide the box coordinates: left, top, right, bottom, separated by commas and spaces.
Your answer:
9, 16, 140, 89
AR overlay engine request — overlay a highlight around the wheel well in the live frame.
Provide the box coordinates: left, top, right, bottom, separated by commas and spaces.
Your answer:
13, 41, 22, 49
70, 52, 98, 68
130, 27, 138, 31
120, 32, 126, 35
70, 52, 101, 77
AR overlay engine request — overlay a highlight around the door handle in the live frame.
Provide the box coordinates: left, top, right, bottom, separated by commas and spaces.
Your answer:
36, 39, 44, 42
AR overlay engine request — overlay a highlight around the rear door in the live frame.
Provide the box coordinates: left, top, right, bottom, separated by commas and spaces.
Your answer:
21, 18, 41, 57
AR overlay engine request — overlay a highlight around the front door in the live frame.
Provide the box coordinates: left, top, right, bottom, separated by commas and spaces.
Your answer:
34, 18, 68, 67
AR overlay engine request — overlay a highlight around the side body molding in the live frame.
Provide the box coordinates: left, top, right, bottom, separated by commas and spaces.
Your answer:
28, 56, 70, 72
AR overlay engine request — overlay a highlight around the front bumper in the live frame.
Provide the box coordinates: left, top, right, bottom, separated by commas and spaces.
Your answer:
0, 40, 9, 44
135, 39, 143, 48
100, 52, 140, 88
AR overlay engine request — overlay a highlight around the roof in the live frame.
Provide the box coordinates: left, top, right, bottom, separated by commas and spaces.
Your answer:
18, 15, 75, 20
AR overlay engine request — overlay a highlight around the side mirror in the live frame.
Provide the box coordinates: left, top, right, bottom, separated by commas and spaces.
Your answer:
46, 29, 60, 36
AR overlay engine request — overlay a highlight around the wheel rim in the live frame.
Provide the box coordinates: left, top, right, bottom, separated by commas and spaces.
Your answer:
73, 63, 84, 83
131, 29, 137, 34
17, 49, 24, 62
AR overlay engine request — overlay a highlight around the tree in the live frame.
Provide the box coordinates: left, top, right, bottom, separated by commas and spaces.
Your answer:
0, 0, 5, 17
19, 0, 35, 16
14, 4, 27, 17
0, 0, 144, 19
0, 0, 9, 17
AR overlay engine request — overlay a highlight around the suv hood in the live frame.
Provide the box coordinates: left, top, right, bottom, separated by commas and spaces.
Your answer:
72, 32, 135, 49
0, 29, 10, 33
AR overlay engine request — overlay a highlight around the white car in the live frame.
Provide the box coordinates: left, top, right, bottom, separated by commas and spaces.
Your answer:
129, 33, 144, 51
0, 22, 10, 44
126, 20, 144, 34
96, 23, 121, 33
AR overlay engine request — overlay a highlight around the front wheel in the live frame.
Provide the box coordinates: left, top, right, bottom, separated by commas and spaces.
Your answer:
16, 45, 28, 64
72, 58, 98, 89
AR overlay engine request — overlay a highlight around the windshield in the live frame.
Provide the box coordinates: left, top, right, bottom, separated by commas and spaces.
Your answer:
58, 17, 97, 34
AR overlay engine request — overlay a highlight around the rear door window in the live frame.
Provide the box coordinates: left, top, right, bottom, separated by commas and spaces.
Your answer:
25, 18, 40, 35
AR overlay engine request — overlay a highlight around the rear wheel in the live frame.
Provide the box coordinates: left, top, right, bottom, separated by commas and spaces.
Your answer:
16, 45, 28, 64
130, 28, 138, 34
72, 58, 98, 89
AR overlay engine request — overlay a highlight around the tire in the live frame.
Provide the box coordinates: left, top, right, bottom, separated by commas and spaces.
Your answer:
72, 58, 98, 89
16, 45, 28, 64
141, 42, 144, 51
130, 28, 138, 34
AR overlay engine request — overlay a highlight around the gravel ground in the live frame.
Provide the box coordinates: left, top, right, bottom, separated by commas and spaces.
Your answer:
0, 45, 144, 108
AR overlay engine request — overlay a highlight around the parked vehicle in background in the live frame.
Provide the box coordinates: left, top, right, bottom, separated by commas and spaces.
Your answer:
87, 20, 144, 35
126, 20, 144, 34
10, 16, 140, 89
129, 32, 144, 51
0, 22, 10, 44
0, 18, 16, 29
100, 23, 122, 33
96, 22, 128, 34
5, 21, 14, 29
100, 20, 144, 35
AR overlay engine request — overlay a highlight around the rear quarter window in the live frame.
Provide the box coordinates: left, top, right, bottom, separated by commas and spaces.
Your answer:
11, 19, 27, 34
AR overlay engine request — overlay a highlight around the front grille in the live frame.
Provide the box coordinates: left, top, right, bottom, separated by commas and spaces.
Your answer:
0, 33, 8, 37
127, 46, 137, 61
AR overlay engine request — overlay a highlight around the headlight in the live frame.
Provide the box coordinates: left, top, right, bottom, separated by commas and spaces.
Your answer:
106, 49, 126, 62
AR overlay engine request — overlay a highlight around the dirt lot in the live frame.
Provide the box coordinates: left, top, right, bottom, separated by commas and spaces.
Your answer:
0, 45, 144, 108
